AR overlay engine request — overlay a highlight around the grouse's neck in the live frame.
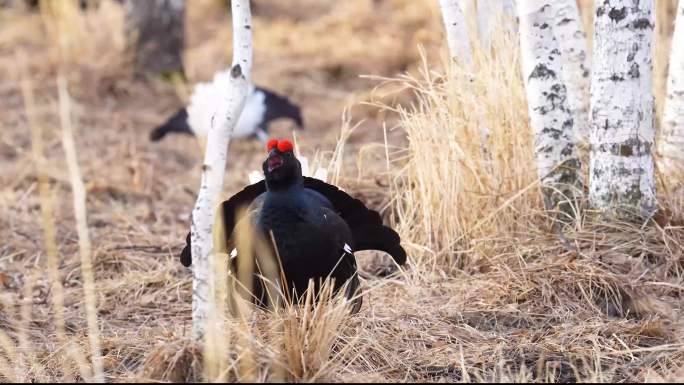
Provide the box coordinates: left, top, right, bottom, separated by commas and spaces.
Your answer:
265, 175, 304, 192
259, 180, 307, 238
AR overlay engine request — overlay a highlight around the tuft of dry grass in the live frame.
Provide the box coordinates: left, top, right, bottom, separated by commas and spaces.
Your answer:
0, 0, 683, 383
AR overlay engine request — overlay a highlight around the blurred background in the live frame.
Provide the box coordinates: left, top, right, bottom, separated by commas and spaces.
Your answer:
0, 0, 683, 382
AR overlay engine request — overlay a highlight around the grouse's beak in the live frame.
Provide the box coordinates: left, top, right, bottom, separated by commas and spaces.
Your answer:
267, 153, 284, 172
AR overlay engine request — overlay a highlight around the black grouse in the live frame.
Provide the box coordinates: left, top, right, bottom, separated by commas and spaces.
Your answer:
150, 81, 304, 142
179, 139, 406, 312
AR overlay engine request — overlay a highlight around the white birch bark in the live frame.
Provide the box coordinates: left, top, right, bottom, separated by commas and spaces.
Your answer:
440, 1, 495, 163
191, 0, 252, 341
659, 1, 684, 194
589, 0, 657, 219
518, 0, 583, 212
477, 0, 493, 50
438, 0, 472, 66
550, 0, 591, 141
477, 0, 517, 51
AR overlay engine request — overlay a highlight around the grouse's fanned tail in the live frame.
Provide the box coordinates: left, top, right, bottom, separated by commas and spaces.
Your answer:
352, 225, 406, 265
301, 177, 406, 265
150, 108, 193, 141
179, 177, 407, 267
302, 177, 383, 228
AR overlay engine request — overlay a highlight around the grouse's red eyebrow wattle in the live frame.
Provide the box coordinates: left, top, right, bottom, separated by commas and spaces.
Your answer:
277, 139, 293, 153
267, 139, 278, 152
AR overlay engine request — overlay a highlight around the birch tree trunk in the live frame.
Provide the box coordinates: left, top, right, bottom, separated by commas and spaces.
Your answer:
589, 0, 657, 219
477, 0, 517, 51
659, 1, 684, 195
124, 0, 185, 76
551, 0, 591, 142
438, 0, 472, 66
518, 0, 583, 214
191, 0, 252, 341
477, 0, 493, 50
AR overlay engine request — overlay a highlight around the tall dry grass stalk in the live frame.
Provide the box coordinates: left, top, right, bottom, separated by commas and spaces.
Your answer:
383, 39, 536, 267
57, 75, 104, 382
9, 49, 97, 384
18, 51, 71, 382
140, 270, 360, 382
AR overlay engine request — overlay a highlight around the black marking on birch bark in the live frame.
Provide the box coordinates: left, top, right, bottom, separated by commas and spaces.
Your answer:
230, 64, 243, 78
562, 118, 573, 132
601, 118, 610, 131
539, 145, 553, 153
202, 165, 210, 172
557, 18, 573, 26
616, 166, 634, 177
560, 144, 574, 156
529, 64, 556, 80
541, 127, 563, 140
627, 49, 636, 62
608, 7, 627, 22
244, 25, 251, 29
540, 23, 549, 30
628, 63, 640, 79
540, 91, 563, 109
609, 73, 625, 82
632, 18, 652, 29
624, 185, 644, 202
596, 138, 652, 156
596, 5, 605, 17
592, 167, 604, 179
550, 83, 564, 93
556, 158, 581, 184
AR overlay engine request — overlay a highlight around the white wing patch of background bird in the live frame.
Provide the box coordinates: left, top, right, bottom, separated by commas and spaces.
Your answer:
189, 80, 265, 138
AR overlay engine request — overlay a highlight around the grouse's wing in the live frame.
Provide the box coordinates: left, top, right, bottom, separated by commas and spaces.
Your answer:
302, 177, 406, 265
179, 181, 267, 267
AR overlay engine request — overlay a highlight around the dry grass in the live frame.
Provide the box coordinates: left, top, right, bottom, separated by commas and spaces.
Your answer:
0, 0, 683, 382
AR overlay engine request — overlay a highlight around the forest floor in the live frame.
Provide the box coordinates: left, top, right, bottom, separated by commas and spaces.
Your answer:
0, 0, 683, 382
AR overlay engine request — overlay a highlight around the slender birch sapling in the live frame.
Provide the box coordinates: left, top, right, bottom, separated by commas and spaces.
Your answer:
191, 0, 252, 340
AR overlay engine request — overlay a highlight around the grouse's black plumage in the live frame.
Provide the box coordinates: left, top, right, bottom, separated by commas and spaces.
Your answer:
179, 140, 406, 312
